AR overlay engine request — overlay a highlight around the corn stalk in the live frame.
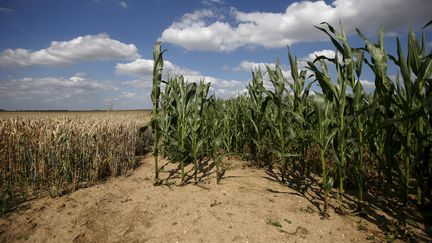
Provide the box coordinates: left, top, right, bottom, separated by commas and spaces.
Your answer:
151, 42, 164, 184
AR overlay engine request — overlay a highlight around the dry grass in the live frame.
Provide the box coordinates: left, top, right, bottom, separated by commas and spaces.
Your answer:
0, 110, 151, 214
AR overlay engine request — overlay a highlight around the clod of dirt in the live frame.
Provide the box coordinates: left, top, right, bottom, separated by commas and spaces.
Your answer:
210, 200, 221, 207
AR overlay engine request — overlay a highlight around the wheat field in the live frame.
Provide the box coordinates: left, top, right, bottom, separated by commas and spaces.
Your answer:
0, 110, 151, 213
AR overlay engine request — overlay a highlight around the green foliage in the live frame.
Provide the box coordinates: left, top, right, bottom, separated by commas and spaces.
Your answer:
152, 20, 432, 222
151, 42, 164, 183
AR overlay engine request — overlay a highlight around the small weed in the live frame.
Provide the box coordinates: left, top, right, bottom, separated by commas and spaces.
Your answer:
300, 206, 314, 214
267, 219, 282, 228
121, 198, 132, 203
357, 224, 368, 231
366, 235, 375, 241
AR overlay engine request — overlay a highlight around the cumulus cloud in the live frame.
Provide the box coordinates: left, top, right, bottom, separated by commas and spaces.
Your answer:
234, 50, 338, 72
232, 60, 297, 91
160, 9, 237, 51
360, 80, 375, 90
0, 75, 120, 109
115, 58, 200, 77
232, 49, 377, 95
0, 34, 139, 67
297, 49, 341, 68
160, 0, 432, 51
117, 59, 247, 98
185, 75, 246, 97
121, 91, 136, 98
234, 49, 341, 75
233, 61, 275, 72
232, 60, 292, 80
306, 49, 337, 61
123, 76, 246, 99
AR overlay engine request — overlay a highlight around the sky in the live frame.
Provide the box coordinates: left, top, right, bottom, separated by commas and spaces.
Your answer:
0, 0, 431, 110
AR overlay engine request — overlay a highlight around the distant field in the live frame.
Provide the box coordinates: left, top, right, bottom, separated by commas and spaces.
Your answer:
0, 110, 152, 120
0, 110, 152, 214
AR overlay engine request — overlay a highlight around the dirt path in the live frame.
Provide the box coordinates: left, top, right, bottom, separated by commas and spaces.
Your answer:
1, 156, 391, 242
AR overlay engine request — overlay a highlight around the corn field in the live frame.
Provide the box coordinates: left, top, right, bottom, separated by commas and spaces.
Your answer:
151, 21, 432, 223
1, 20, 431, 234
0, 111, 150, 214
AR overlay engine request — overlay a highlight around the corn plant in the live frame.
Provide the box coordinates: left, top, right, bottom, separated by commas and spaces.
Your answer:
189, 80, 211, 182
222, 103, 233, 153
312, 93, 336, 214
151, 42, 164, 184
307, 22, 366, 210
211, 116, 224, 183
145, 22, 432, 221
357, 27, 410, 205
247, 68, 270, 166
172, 76, 197, 184
360, 25, 432, 205
393, 29, 431, 205
266, 61, 300, 183
307, 56, 347, 207
288, 49, 313, 177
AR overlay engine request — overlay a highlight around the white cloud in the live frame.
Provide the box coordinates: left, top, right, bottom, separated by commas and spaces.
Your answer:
183, 75, 246, 97
117, 58, 247, 98
119, 1, 128, 9
0, 75, 120, 109
232, 60, 291, 83
123, 75, 246, 99
306, 49, 336, 61
122, 79, 152, 89
297, 49, 341, 68
160, 9, 239, 51
160, 0, 432, 51
115, 59, 154, 76
0, 34, 139, 67
360, 80, 375, 90
233, 61, 275, 72
122, 91, 136, 98
115, 58, 200, 77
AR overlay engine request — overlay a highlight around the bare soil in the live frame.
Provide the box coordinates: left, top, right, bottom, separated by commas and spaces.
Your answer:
1, 155, 430, 242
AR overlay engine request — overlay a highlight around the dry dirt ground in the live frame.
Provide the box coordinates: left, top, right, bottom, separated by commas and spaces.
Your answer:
0, 155, 430, 242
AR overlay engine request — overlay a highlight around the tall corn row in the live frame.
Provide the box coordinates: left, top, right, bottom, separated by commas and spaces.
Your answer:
288, 49, 313, 177
150, 22, 431, 219
190, 80, 211, 182
156, 58, 214, 184
247, 68, 270, 166
266, 61, 303, 183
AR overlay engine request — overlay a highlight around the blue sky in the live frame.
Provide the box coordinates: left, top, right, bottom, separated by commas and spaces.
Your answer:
0, 0, 431, 110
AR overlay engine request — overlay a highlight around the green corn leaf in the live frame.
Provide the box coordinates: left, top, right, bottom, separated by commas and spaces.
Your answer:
323, 177, 334, 192
316, 23, 344, 54
353, 80, 365, 109
423, 19, 432, 29
325, 128, 338, 151
355, 50, 364, 79
408, 29, 421, 76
